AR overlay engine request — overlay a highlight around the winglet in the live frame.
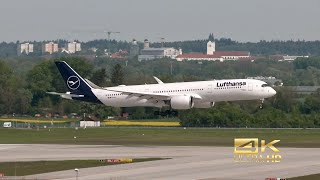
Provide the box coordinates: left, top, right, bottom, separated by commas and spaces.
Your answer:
153, 76, 164, 84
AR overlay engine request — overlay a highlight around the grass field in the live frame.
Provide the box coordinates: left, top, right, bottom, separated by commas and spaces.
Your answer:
0, 127, 319, 147
0, 118, 73, 123
102, 120, 180, 126
0, 158, 164, 176
0, 118, 181, 126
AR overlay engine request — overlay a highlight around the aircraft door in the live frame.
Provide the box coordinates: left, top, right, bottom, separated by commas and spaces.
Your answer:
248, 83, 253, 91
207, 83, 213, 93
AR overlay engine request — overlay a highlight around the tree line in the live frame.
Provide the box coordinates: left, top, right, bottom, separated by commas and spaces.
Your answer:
0, 56, 320, 128
179, 88, 320, 128
1, 34, 320, 57
152, 36, 320, 56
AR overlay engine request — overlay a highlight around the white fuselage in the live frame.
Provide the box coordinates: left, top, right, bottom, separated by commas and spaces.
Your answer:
92, 79, 276, 108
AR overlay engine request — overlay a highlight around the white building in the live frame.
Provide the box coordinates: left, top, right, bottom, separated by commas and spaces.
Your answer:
175, 41, 250, 62
17, 43, 34, 56
143, 39, 150, 49
176, 53, 223, 62
282, 55, 309, 61
138, 47, 181, 61
80, 120, 100, 127
42, 42, 58, 54
130, 39, 139, 57
137, 39, 181, 61
65, 42, 81, 54
79, 117, 100, 127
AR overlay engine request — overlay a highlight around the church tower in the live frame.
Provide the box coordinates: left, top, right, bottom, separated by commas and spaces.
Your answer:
207, 41, 215, 55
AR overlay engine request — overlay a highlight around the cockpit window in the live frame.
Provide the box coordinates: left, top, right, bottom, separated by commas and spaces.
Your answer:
261, 84, 269, 87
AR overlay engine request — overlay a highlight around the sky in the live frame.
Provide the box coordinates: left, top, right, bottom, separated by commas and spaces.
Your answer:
0, 0, 319, 42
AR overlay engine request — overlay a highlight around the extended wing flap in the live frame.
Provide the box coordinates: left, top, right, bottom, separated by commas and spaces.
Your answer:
105, 88, 202, 101
105, 88, 171, 100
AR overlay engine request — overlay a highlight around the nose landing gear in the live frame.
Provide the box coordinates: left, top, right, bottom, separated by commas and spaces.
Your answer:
259, 98, 264, 109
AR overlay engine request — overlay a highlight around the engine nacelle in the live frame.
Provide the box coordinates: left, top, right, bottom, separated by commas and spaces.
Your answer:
193, 102, 215, 108
170, 95, 194, 110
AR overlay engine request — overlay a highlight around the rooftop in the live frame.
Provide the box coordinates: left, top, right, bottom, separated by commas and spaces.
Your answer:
176, 53, 221, 59
141, 47, 175, 51
176, 51, 250, 59
213, 51, 250, 56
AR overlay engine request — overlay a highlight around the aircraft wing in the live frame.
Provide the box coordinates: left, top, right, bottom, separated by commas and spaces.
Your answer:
46, 92, 84, 100
106, 88, 202, 100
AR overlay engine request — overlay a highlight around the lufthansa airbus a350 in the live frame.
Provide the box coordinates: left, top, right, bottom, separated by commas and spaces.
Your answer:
48, 61, 276, 115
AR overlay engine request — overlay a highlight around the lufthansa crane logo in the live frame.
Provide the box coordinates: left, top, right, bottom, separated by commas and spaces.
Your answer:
67, 76, 80, 90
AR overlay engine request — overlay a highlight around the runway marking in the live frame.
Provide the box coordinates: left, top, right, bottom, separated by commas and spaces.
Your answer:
0, 145, 318, 180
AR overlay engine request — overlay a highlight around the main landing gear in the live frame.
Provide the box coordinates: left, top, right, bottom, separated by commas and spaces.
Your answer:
154, 110, 178, 117
259, 98, 264, 109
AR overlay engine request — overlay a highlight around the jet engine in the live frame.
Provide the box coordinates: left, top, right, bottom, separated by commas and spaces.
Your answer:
170, 95, 194, 109
193, 102, 215, 108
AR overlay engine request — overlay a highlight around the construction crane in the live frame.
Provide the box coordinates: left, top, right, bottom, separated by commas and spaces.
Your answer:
70, 30, 120, 40
107, 31, 120, 40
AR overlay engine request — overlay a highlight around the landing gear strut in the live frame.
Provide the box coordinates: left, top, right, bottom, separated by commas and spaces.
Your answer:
259, 99, 264, 109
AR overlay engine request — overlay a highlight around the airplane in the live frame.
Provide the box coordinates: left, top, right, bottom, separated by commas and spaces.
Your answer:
48, 61, 277, 116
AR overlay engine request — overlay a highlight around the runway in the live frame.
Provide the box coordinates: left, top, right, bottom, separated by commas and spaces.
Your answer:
0, 144, 319, 180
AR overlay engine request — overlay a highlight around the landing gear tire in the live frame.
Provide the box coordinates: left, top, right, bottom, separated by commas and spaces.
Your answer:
259, 98, 264, 109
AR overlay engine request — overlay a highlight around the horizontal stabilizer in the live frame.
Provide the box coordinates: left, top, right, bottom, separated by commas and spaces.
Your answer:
46, 92, 84, 100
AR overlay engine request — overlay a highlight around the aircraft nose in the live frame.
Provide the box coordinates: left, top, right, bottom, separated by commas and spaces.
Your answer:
270, 88, 277, 96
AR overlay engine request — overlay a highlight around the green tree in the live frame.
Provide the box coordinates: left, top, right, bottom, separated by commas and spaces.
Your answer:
15, 89, 33, 114
179, 102, 252, 128
27, 58, 94, 106
111, 64, 124, 85
27, 61, 54, 106
272, 87, 297, 113
79, 103, 119, 120
304, 95, 320, 113
91, 68, 108, 87
0, 61, 20, 114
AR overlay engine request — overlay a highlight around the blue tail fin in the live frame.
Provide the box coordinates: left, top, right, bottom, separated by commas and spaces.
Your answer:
55, 61, 102, 104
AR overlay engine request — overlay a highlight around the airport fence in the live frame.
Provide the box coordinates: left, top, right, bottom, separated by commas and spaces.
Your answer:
0, 118, 181, 128
0, 120, 77, 129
